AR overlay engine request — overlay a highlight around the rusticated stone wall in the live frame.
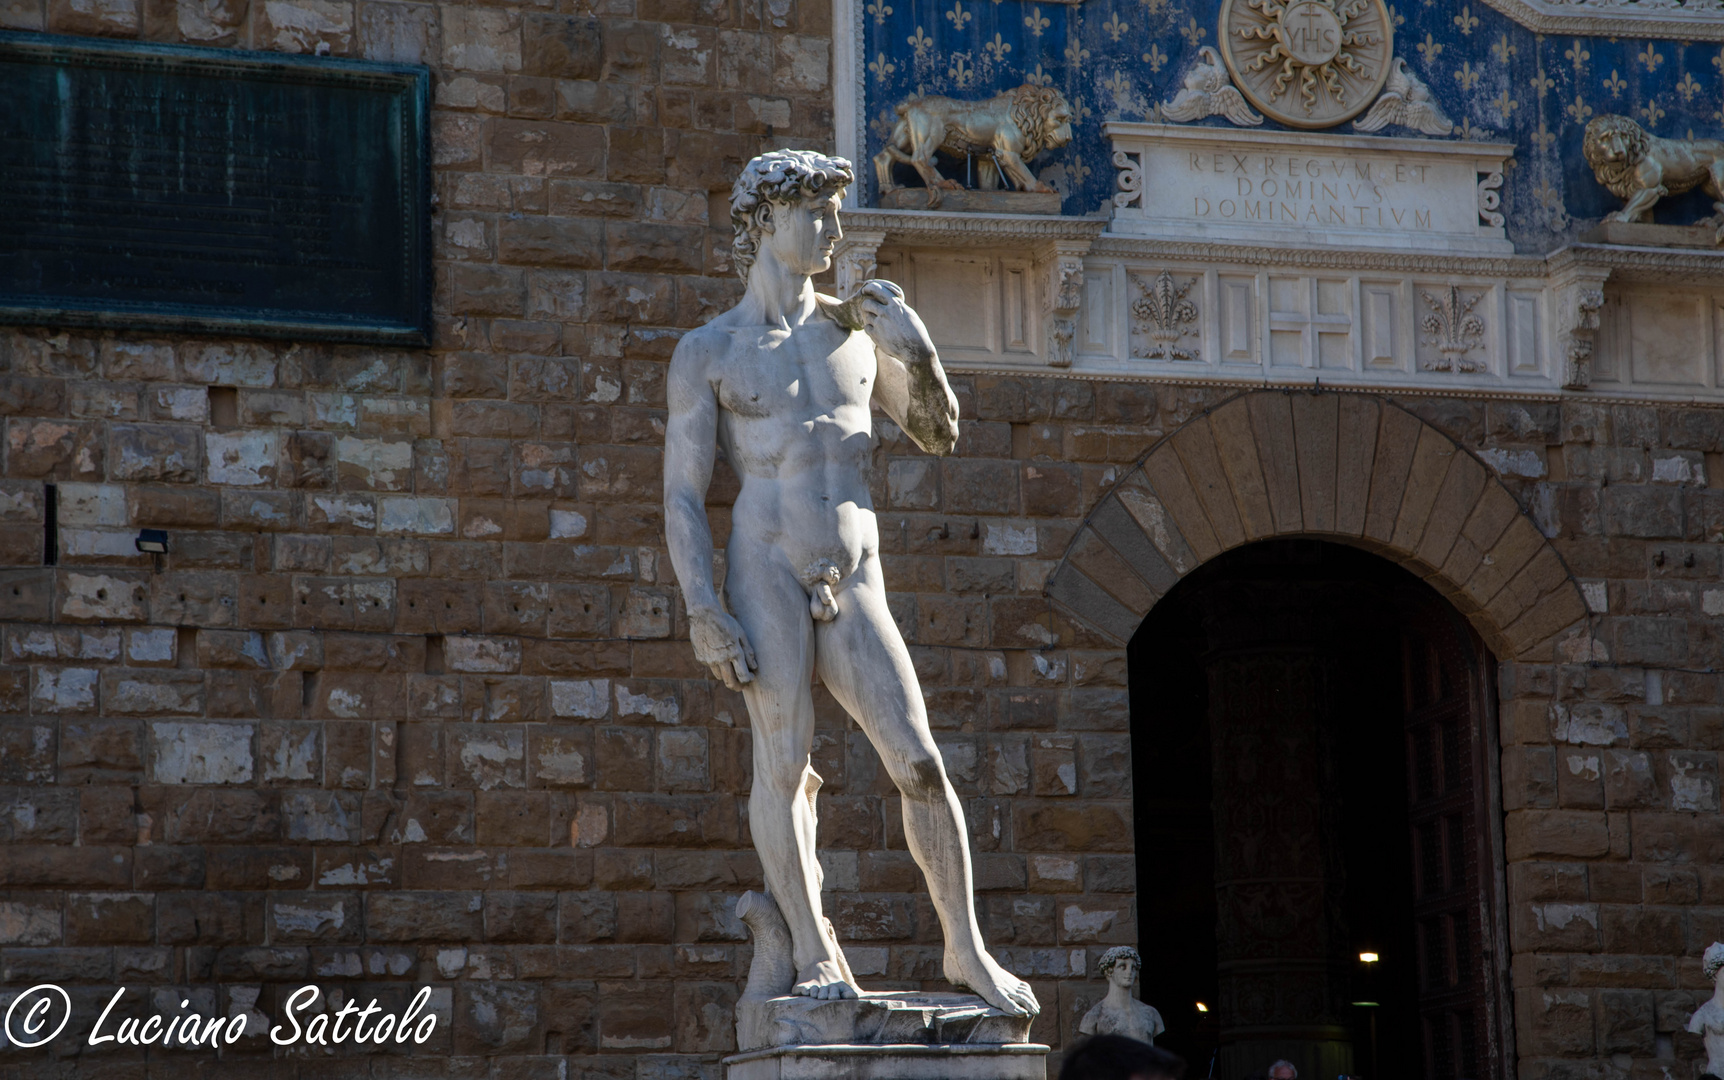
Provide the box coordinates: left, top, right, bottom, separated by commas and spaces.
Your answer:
4, 6, 1724, 1080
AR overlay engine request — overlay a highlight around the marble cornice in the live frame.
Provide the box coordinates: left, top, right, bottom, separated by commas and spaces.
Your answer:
846, 209, 1110, 248
1086, 235, 1545, 277
1548, 242, 1724, 283
1476, 0, 1724, 41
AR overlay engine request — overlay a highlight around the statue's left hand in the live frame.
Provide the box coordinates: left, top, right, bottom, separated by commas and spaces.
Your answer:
856, 279, 936, 366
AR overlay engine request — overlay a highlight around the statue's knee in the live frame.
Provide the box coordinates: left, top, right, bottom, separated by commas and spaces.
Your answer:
892, 751, 946, 800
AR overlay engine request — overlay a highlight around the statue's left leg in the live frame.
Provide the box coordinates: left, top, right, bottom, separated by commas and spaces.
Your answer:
813, 555, 1041, 1017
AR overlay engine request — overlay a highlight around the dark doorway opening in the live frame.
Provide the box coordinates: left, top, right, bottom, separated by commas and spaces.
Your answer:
1128, 539, 1507, 1080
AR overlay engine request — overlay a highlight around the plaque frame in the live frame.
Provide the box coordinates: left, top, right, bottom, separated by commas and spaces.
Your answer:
0, 31, 432, 347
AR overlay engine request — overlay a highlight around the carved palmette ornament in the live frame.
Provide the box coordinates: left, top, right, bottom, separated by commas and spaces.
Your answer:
1131, 271, 1200, 360
1419, 285, 1487, 372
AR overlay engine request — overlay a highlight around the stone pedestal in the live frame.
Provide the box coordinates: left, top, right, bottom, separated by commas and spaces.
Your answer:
1582, 220, 1723, 248
724, 1042, 1051, 1080
878, 188, 1062, 214
726, 990, 1047, 1080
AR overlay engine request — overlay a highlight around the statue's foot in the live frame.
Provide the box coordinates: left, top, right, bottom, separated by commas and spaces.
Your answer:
944, 949, 1041, 1016
792, 959, 858, 1001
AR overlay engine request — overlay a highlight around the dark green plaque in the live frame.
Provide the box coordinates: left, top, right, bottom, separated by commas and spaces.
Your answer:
0, 32, 430, 345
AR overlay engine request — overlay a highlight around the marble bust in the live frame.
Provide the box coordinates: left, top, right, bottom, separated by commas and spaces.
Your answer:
1079, 946, 1165, 1044
661, 150, 1038, 1017
1689, 941, 1724, 1078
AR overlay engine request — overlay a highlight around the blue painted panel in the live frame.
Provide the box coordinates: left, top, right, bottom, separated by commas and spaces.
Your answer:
863, 0, 1724, 252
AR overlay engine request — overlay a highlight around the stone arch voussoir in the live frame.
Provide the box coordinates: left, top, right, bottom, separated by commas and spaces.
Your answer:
1044, 389, 1590, 663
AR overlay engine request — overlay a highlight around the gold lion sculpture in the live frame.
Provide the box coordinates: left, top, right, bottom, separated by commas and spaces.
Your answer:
873, 83, 1074, 209
1584, 114, 1724, 243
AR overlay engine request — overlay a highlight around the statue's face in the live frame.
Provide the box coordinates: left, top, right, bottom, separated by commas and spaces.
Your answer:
1108, 957, 1136, 989
761, 191, 844, 276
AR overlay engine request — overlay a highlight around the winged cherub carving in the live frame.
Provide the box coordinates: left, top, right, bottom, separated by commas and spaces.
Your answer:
1162, 46, 1264, 127
1354, 57, 1454, 136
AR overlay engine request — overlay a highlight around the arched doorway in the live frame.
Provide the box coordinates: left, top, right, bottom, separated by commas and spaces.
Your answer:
1042, 390, 1593, 1080
1130, 539, 1508, 1079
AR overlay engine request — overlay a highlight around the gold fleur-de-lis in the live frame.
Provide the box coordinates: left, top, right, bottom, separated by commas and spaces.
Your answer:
1143, 42, 1167, 73
1531, 67, 1555, 99
1565, 39, 1590, 74
1071, 154, 1091, 184
1102, 11, 1128, 42
1565, 93, 1593, 124
1026, 63, 1053, 86
908, 25, 933, 57
1417, 33, 1443, 64
1490, 33, 1516, 64
1023, 6, 1050, 36
869, 52, 896, 82
984, 32, 1010, 62
1179, 15, 1205, 47
1603, 69, 1626, 97
865, 0, 892, 24
1065, 41, 1091, 66
945, 0, 970, 30
1530, 120, 1556, 152
1492, 88, 1519, 122
1714, 48, 1724, 77
1103, 69, 1131, 97
1386, 3, 1405, 28
1453, 5, 1479, 34
1638, 42, 1664, 71
1454, 61, 1481, 92
870, 109, 897, 140
1677, 71, 1703, 102
1640, 96, 1666, 127
948, 52, 975, 87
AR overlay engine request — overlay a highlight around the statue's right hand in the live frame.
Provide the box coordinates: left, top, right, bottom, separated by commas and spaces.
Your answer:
689, 607, 758, 690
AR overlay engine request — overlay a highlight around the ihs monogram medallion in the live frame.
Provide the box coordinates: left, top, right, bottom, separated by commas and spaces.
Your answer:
1218, 0, 1395, 129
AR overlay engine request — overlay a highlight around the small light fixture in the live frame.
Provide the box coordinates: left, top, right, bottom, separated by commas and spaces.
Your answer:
1358, 951, 1379, 964
1195, 1002, 1208, 1013
1351, 1000, 1380, 1008
135, 529, 169, 554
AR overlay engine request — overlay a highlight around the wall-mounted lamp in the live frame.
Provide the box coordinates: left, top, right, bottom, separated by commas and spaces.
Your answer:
135, 529, 169, 554
1358, 952, 1379, 964
1194, 1002, 1208, 1013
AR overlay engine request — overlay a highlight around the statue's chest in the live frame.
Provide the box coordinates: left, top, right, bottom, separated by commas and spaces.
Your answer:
718, 330, 872, 421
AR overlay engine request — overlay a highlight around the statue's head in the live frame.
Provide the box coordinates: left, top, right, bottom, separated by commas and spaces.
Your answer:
730, 150, 855, 281
1706, 941, 1724, 981
1097, 945, 1141, 989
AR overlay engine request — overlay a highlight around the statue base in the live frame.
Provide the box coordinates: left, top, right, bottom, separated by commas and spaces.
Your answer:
724, 1041, 1051, 1079
729, 990, 1045, 1079
878, 188, 1062, 214
1582, 220, 1723, 248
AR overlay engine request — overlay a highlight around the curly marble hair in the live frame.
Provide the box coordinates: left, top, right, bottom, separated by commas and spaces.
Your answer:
729, 149, 854, 280
1705, 941, 1724, 980
1098, 945, 1142, 979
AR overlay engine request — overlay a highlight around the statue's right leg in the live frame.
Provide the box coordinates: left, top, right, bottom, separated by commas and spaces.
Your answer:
724, 544, 857, 1000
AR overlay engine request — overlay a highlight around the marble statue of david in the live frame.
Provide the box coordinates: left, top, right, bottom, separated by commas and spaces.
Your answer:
663, 149, 1039, 1017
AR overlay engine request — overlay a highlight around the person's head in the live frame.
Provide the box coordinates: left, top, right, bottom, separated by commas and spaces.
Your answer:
1706, 941, 1724, 983
1097, 945, 1142, 990
729, 150, 855, 282
1268, 1060, 1298, 1080
1058, 1034, 1184, 1080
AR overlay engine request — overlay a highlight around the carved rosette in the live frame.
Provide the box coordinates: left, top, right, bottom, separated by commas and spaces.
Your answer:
1219, 0, 1395, 130
1418, 286, 1487, 373
1131, 271, 1200, 360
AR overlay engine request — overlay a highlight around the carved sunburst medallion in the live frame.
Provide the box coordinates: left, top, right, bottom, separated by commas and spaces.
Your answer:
1218, 0, 1395, 129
